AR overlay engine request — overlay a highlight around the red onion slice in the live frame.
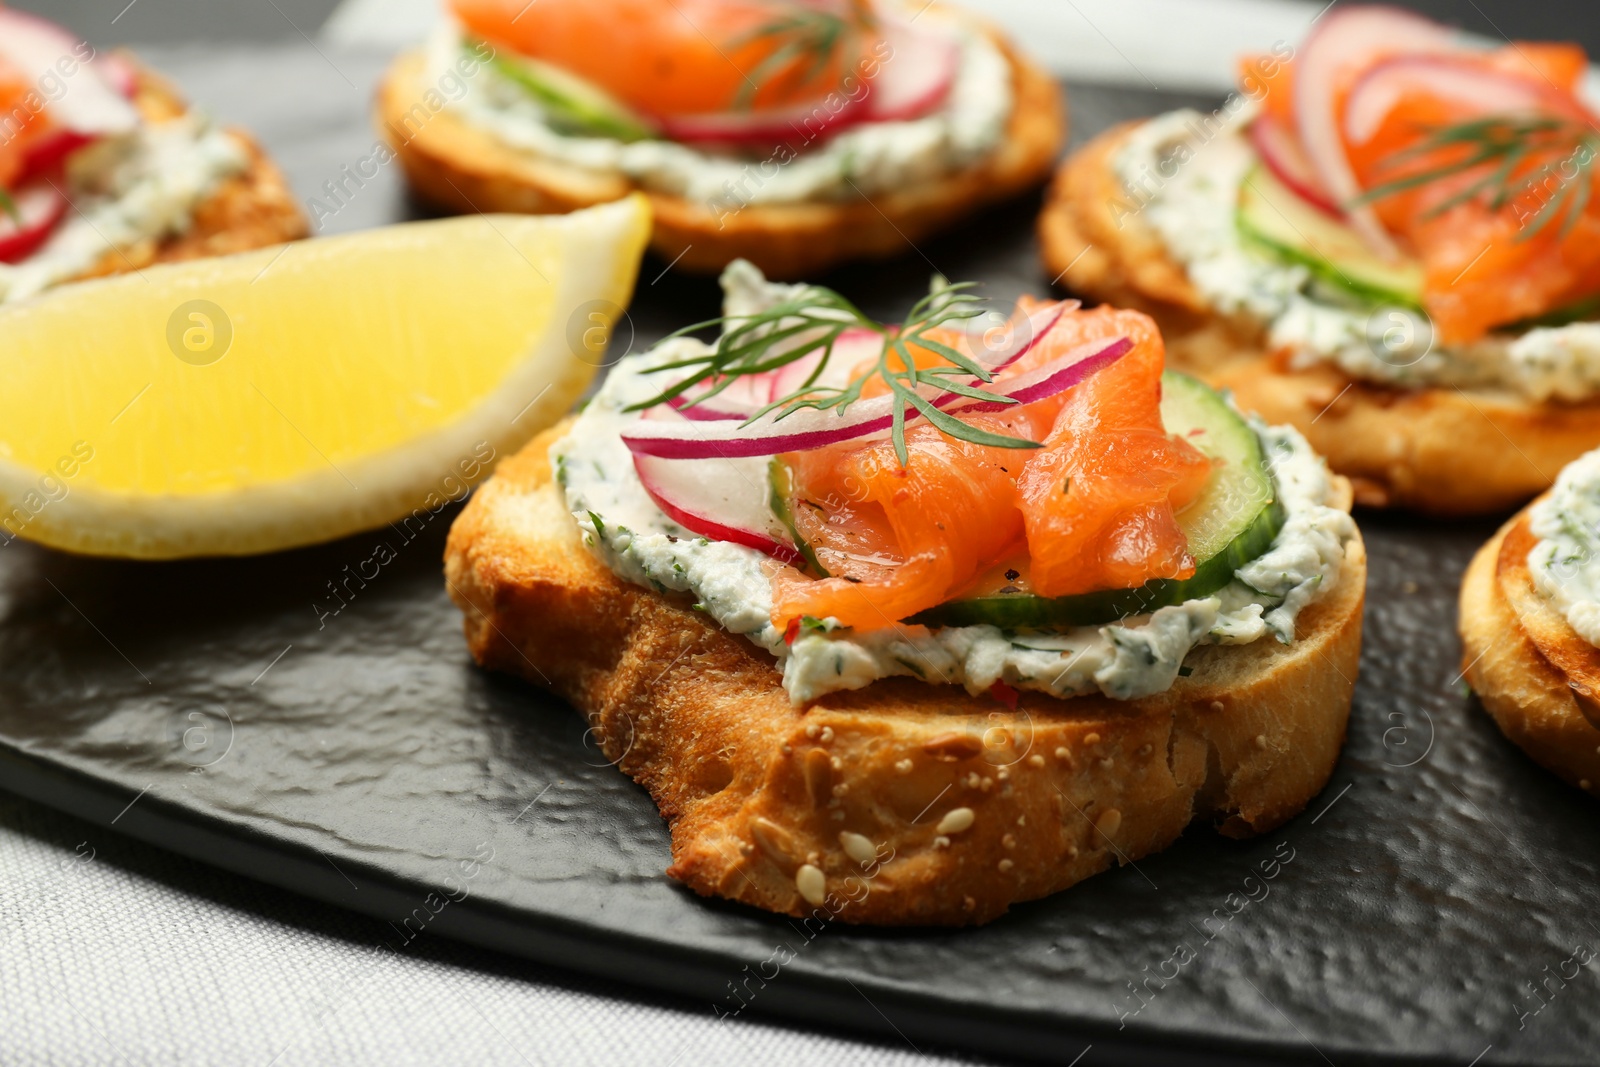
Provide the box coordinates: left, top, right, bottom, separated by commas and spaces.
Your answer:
649, 300, 1075, 434
948, 337, 1134, 414
1293, 5, 1455, 258
625, 389, 908, 459
975, 302, 1073, 373
621, 334, 1130, 460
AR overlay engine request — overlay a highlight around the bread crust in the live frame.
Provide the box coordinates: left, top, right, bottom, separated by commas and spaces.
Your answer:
1040, 122, 1600, 516
445, 422, 1367, 926
1460, 509, 1600, 792
378, 30, 1065, 280
68, 53, 307, 284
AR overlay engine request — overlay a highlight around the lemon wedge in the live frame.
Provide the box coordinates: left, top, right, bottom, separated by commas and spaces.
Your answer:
0, 195, 651, 558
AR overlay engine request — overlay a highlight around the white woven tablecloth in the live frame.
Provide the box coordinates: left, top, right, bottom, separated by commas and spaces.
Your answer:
0, 793, 988, 1065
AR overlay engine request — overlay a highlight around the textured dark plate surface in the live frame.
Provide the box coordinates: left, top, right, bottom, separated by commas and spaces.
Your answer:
2, 65, 1598, 1067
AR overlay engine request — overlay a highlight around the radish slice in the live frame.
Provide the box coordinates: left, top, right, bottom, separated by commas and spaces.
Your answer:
656, 89, 869, 147
1249, 113, 1339, 216
1344, 56, 1570, 146
0, 10, 139, 137
0, 184, 69, 264
19, 128, 98, 182
1293, 5, 1455, 257
634, 452, 801, 564
862, 18, 960, 122
632, 409, 801, 564
98, 52, 140, 98
621, 335, 1129, 460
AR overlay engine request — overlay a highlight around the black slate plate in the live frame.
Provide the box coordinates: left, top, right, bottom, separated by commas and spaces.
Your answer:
2, 52, 1598, 1067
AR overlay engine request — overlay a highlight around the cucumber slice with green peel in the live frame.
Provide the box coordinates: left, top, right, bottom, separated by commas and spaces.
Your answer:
1163, 371, 1278, 563
1237, 163, 1424, 311
769, 459, 829, 578
906, 372, 1285, 631
481, 46, 659, 143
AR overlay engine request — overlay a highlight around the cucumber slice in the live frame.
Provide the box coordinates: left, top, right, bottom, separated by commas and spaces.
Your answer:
1237, 163, 1424, 310
906, 373, 1285, 630
481, 45, 659, 143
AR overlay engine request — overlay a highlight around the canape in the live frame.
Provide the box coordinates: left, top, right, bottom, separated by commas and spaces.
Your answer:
1041, 5, 1600, 514
1462, 447, 1600, 791
0, 7, 305, 302
379, 0, 1064, 278
445, 262, 1366, 925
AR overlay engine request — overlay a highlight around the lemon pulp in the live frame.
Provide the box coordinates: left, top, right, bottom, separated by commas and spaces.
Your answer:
0, 195, 651, 557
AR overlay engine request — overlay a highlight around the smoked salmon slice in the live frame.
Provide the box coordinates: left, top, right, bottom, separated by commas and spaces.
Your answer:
1343, 56, 1600, 341
772, 305, 1212, 631
449, 0, 877, 116
1009, 303, 1212, 598
774, 410, 1040, 631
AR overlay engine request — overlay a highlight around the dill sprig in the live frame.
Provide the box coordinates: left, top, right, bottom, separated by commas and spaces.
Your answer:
729, 0, 876, 110
1355, 115, 1600, 241
626, 279, 1042, 466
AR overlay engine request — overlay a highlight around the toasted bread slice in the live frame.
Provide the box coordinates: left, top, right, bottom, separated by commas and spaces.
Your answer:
378, 30, 1064, 280
1039, 122, 1600, 516
444, 422, 1366, 926
68, 53, 307, 284
1460, 508, 1600, 792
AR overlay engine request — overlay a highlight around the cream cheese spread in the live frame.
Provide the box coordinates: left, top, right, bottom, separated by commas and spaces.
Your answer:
429, 8, 1013, 206
553, 263, 1358, 705
0, 113, 248, 305
1116, 109, 1600, 403
1529, 447, 1600, 648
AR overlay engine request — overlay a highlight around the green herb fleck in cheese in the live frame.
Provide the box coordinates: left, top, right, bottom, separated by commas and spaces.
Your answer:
1530, 448, 1600, 647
